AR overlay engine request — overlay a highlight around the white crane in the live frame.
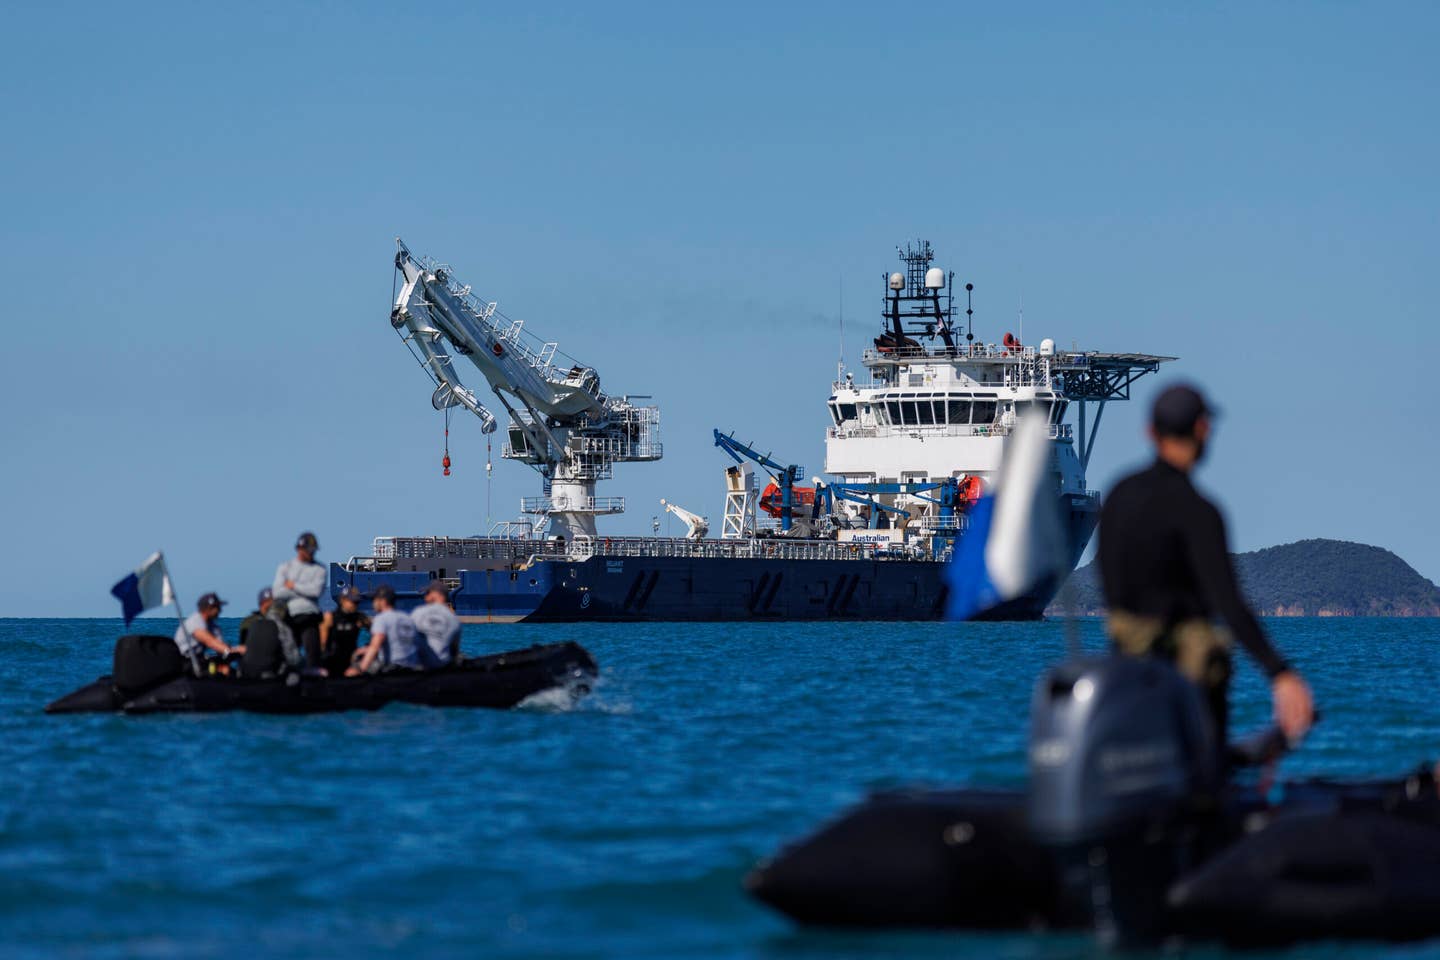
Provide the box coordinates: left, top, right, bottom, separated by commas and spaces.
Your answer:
660, 499, 709, 540
389, 239, 661, 539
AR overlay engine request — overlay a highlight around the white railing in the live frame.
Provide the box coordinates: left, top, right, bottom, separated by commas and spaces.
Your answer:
520, 496, 626, 514
353, 533, 962, 568
828, 423, 1074, 441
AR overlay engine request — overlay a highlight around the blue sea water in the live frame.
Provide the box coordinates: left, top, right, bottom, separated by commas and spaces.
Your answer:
1, 617, 1438, 959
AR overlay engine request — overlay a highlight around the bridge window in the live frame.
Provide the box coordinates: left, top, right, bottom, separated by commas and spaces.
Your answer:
947, 400, 972, 424
915, 400, 935, 425
838, 403, 857, 422
887, 401, 903, 425
972, 400, 997, 424
1051, 401, 1069, 423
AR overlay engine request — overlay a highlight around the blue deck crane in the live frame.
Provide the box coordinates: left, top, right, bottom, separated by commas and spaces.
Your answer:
712, 429, 805, 532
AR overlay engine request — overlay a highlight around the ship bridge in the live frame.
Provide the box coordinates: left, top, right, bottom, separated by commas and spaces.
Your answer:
824, 241, 1173, 541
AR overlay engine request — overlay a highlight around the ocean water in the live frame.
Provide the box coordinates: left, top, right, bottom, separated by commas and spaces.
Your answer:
2, 617, 1438, 959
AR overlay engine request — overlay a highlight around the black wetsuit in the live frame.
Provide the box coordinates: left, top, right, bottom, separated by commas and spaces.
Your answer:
239, 619, 285, 677
323, 609, 369, 676
1100, 460, 1289, 742
238, 609, 265, 648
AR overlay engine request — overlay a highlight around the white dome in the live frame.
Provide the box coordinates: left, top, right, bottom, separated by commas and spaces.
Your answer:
925, 267, 945, 289
1039, 337, 1056, 356
888, 272, 905, 290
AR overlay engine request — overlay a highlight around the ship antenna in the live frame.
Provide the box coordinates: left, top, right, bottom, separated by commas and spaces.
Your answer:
965, 283, 975, 342
838, 275, 845, 380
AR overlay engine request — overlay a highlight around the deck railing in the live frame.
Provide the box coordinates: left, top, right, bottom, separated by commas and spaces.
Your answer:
342, 533, 953, 570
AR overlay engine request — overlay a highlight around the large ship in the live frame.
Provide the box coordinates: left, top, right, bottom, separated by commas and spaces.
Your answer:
333, 240, 1171, 621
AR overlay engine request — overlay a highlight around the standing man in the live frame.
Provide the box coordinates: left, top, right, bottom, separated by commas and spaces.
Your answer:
348, 585, 419, 675
273, 531, 327, 673
1099, 383, 1314, 749
175, 592, 243, 672
411, 579, 462, 668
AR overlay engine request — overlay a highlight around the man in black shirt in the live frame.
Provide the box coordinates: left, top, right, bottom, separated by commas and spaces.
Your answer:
1099, 384, 1313, 748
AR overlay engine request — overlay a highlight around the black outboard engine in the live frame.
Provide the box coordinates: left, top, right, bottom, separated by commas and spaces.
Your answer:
1027, 656, 1217, 945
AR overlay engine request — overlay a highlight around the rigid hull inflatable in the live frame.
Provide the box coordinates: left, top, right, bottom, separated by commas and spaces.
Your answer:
747, 657, 1440, 948
46, 641, 597, 715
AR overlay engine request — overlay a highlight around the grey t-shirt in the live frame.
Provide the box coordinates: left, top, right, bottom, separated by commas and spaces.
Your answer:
410, 603, 461, 667
174, 612, 220, 658
370, 609, 419, 668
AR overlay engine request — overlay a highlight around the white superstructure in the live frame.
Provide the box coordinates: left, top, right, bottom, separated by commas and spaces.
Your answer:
818, 241, 1172, 552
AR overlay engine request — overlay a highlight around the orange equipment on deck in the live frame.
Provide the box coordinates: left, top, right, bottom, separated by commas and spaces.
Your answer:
759, 481, 817, 518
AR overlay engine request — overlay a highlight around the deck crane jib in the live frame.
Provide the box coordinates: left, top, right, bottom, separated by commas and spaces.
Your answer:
388, 239, 661, 541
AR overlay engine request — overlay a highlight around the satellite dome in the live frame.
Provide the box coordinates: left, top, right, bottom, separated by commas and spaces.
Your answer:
924, 267, 945, 290
1039, 338, 1056, 356
888, 272, 905, 290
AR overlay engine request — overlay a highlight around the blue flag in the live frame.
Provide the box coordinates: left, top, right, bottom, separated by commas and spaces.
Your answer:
946, 414, 1068, 619
110, 552, 174, 627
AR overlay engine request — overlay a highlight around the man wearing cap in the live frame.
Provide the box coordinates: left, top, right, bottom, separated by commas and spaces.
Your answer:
174, 592, 243, 670
347, 584, 419, 676
320, 586, 370, 677
273, 532, 327, 672
1099, 383, 1314, 749
411, 580, 462, 668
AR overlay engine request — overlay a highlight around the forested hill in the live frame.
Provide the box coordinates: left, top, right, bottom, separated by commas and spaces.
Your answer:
1053, 539, 1440, 617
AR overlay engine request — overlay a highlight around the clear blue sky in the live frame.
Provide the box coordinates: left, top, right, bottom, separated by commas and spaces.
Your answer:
1, 3, 1434, 616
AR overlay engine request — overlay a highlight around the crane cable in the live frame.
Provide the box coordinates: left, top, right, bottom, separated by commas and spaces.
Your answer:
442, 406, 452, 477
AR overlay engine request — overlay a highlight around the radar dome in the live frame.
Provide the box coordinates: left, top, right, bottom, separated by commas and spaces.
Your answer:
888, 272, 905, 290
925, 267, 945, 290
1039, 337, 1056, 356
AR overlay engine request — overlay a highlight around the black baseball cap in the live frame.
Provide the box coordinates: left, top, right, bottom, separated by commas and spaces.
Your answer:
1151, 383, 1218, 438
197, 592, 227, 611
372, 584, 396, 603
257, 586, 273, 606
296, 532, 319, 552
425, 579, 450, 599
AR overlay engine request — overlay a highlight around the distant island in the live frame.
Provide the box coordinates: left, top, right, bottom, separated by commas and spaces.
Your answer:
1050, 539, 1440, 617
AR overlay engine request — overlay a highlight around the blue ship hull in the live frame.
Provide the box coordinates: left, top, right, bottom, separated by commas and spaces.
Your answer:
330, 505, 1096, 623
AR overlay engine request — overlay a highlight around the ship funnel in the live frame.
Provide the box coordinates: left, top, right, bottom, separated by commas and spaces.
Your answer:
888, 272, 905, 291
925, 267, 945, 290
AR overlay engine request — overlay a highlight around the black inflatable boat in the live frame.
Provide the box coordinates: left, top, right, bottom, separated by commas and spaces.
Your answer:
46, 636, 598, 715
747, 656, 1440, 948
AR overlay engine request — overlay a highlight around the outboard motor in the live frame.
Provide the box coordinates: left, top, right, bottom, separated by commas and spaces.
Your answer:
1028, 656, 1217, 945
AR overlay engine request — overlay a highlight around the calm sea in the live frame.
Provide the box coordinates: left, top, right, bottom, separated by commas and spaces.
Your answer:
2, 617, 1437, 959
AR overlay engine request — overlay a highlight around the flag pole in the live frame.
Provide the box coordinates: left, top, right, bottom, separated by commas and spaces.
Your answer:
162, 552, 203, 675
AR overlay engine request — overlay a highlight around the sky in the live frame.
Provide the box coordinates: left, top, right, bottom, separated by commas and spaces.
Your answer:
0, 2, 1434, 616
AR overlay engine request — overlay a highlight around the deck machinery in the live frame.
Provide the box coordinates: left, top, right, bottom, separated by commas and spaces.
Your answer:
336, 240, 1172, 622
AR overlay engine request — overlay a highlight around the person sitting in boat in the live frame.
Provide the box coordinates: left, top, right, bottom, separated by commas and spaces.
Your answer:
175, 592, 243, 671
239, 597, 303, 678
410, 579, 461, 668
347, 584, 419, 675
320, 586, 370, 676
237, 587, 273, 649
1099, 383, 1314, 748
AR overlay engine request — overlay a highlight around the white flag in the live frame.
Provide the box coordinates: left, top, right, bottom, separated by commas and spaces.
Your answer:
111, 552, 176, 626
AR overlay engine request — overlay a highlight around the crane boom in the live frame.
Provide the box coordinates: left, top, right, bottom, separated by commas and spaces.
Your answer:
388, 239, 661, 540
